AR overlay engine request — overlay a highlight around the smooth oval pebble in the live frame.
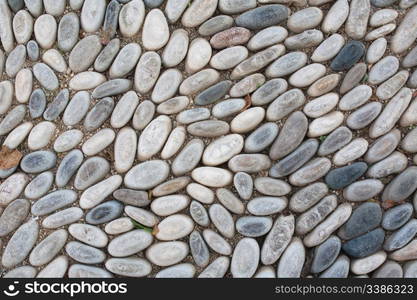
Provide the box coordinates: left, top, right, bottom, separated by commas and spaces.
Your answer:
203, 229, 232, 256
119, 0, 145, 37
311, 236, 341, 273
236, 216, 273, 237
107, 229, 153, 257
203, 134, 243, 166
231, 238, 260, 278
295, 195, 338, 235
382, 203, 413, 231
343, 179, 384, 202
74, 157, 110, 190
269, 111, 308, 160
382, 167, 417, 203
42, 207, 84, 229
85, 201, 124, 225
342, 228, 385, 258
105, 257, 151, 277
247, 197, 287, 216
267, 89, 306, 122
209, 204, 235, 238
82, 128, 115, 156
325, 162, 368, 190
146, 242, 189, 267
65, 241, 106, 264
55, 149, 84, 187
190, 201, 210, 227
20, 150, 56, 173
125, 160, 170, 190
277, 237, 305, 278
33, 63, 58, 91
0, 198, 30, 237
80, 175, 122, 209
69, 224, 108, 248
155, 264, 196, 278
24, 171, 53, 199
187, 120, 230, 138
191, 167, 233, 188
58, 12, 79, 52
155, 214, 194, 241
384, 219, 417, 251
151, 195, 190, 217
0, 173, 29, 206
261, 215, 294, 265
62, 91, 91, 126
29, 229, 68, 266
31, 189, 77, 216
2, 220, 39, 268
186, 183, 215, 204
142, 9, 169, 50
104, 217, 134, 235
127, 207, 160, 227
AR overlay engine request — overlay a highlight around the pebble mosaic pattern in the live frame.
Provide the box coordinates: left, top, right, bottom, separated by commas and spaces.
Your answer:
0, 0, 417, 278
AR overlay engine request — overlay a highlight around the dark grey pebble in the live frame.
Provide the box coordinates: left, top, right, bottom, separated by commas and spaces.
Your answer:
85, 200, 124, 225
311, 236, 341, 273
235, 5, 288, 30
94, 38, 120, 72
269, 139, 318, 178
92, 79, 132, 98
325, 162, 368, 190
338, 202, 382, 240
83, 97, 115, 131
330, 41, 365, 71
28, 88, 46, 118
55, 149, 84, 187
194, 80, 232, 106
342, 228, 385, 258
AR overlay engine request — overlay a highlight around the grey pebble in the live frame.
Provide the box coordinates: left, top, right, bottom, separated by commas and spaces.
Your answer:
20, 150, 56, 173
85, 201, 124, 225
31, 190, 77, 216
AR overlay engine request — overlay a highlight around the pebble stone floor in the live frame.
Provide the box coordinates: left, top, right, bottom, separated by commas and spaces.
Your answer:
2, 0, 417, 279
